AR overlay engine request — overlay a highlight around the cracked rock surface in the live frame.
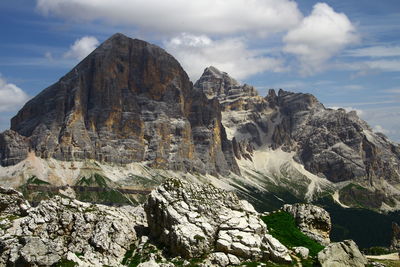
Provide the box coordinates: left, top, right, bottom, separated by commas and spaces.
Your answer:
318, 240, 367, 267
0, 187, 146, 266
145, 178, 291, 263
282, 203, 331, 246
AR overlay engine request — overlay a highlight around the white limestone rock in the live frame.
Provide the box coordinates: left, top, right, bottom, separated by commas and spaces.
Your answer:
282, 203, 331, 245
293, 246, 309, 259
144, 178, 291, 263
0, 194, 145, 266
318, 240, 368, 267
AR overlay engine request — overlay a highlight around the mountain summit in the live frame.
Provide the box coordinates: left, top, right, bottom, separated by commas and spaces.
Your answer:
1, 33, 238, 175
1, 34, 400, 211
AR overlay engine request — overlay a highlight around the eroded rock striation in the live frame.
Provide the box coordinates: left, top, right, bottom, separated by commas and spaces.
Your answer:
144, 178, 292, 263
317, 240, 368, 267
0, 33, 238, 176
194, 66, 400, 208
282, 203, 331, 245
1, 33, 400, 211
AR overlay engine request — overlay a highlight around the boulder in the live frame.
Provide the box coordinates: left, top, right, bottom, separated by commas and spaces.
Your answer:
282, 203, 331, 245
318, 240, 368, 267
293, 246, 309, 259
144, 178, 291, 263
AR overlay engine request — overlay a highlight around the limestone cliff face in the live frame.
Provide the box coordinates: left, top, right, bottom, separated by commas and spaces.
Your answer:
195, 66, 400, 208
2, 34, 238, 175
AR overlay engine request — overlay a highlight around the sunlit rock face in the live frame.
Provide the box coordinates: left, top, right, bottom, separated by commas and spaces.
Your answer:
2, 33, 238, 176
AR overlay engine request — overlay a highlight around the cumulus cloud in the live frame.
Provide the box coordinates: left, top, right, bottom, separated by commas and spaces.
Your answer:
0, 77, 29, 112
164, 33, 285, 81
283, 3, 358, 75
36, 0, 302, 36
64, 36, 99, 60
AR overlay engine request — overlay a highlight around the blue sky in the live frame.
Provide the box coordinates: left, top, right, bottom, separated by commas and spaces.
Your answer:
0, 0, 399, 142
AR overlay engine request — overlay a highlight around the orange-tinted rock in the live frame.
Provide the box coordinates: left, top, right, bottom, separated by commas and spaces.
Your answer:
2, 34, 239, 175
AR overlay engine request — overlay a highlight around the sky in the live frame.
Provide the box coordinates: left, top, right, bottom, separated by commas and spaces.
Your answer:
0, 0, 399, 142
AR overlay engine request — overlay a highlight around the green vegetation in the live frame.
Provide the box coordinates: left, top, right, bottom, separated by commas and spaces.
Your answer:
261, 211, 324, 257
240, 262, 294, 266
316, 195, 400, 248
74, 173, 134, 205
232, 177, 302, 212
339, 183, 386, 209
75, 173, 110, 187
363, 246, 395, 255
193, 234, 205, 241
26, 176, 51, 185
53, 259, 77, 267
19, 176, 56, 203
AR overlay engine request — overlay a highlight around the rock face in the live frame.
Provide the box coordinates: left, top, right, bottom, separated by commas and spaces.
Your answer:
195, 66, 400, 208
1, 33, 238, 176
391, 222, 400, 251
317, 240, 368, 267
1, 34, 400, 211
0, 179, 298, 266
282, 203, 331, 245
0, 187, 146, 266
144, 178, 291, 263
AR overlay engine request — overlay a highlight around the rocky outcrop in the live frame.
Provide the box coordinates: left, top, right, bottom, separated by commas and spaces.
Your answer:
282, 203, 331, 245
144, 178, 291, 263
1, 33, 238, 176
317, 240, 368, 267
0, 130, 30, 167
391, 222, 400, 251
0, 178, 299, 266
195, 66, 400, 209
0, 190, 146, 266
0, 187, 30, 217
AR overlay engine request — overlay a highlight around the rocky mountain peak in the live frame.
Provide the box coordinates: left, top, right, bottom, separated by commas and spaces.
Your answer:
1, 34, 239, 176
195, 66, 258, 100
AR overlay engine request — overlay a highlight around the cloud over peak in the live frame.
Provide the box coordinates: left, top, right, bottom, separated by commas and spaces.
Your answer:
64, 36, 99, 61
36, 0, 302, 36
284, 3, 359, 75
164, 33, 285, 81
0, 77, 29, 112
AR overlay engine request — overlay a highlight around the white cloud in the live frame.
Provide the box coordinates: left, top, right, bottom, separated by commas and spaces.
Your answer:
329, 106, 363, 116
346, 45, 400, 58
164, 33, 285, 81
340, 59, 400, 77
36, 0, 302, 36
64, 36, 99, 60
283, 3, 358, 75
0, 77, 29, 112
360, 106, 400, 142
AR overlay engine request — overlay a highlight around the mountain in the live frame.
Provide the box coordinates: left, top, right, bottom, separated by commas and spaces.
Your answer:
1, 33, 238, 175
1, 33, 399, 212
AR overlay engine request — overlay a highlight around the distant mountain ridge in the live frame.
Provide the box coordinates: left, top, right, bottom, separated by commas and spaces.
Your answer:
1, 33, 399, 211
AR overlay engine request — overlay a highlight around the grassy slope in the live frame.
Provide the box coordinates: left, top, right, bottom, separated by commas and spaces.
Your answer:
261, 211, 324, 257
316, 196, 400, 248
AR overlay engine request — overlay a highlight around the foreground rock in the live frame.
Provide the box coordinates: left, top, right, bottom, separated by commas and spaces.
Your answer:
282, 203, 331, 245
318, 240, 368, 267
0, 187, 146, 266
145, 178, 292, 264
